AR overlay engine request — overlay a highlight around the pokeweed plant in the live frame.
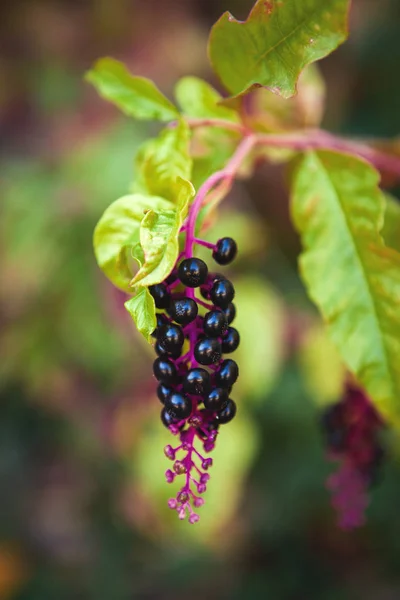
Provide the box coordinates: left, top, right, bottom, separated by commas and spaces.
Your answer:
86, 0, 400, 527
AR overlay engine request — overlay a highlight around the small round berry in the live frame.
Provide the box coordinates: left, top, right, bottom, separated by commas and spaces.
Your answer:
215, 359, 239, 388
149, 283, 170, 309
216, 399, 237, 424
157, 323, 184, 353
194, 338, 222, 365
222, 302, 236, 324
221, 327, 240, 353
178, 258, 208, 287
210, 279, 235, 308
212, 237, 237, 265
155, 339, 181, 359
165, 271, 178, 285
153, 357, 178, 385
165, 392, 192, 420
168, 297, 198, 325
204, 387, 229, 411
157, 383, 173, 405
203, 310, 228, 338
151, 313, 169, 338
183, 368, 211, 397
161, 407, 179, 428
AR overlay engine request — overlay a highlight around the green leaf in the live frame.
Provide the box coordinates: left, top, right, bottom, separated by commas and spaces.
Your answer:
382, 193, 400, 253
93, 193, 173, 292
132, 120, 193, 202
174, 76, 239, 122
85, 58, 179, 121
124, 288, 156, 342
291, 150, 400, 423
130, 181, 194, 288
208, 0, 350, 99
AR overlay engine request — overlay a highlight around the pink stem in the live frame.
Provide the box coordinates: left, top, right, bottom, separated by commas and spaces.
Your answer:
193, 238, 215, 250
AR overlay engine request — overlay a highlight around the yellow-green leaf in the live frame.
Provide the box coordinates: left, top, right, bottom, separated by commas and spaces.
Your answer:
174, 76, 240, 122
291, 150, 400, 423
382, 193, 400, 253
208, 0, 350, 99
124, 288, 156, 342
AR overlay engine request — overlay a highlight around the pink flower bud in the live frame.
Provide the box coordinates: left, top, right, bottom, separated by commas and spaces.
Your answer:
202, 458, 213, 470
165, 469, 175, 483
164, 445, 176, 460
189, 513, 200, 524
168, 498, 178, 509
193, 497, 205, 508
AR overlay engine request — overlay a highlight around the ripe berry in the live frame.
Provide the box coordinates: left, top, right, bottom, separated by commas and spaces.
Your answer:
161, 407, 180, 428
151, 313, 169, 338
215, 359, 239, 388
178, 258, 208, 287
153, 357, 178, 385
221, 327, 240, 353
149, 283, 170, 309
183, 368, 211, 397
194, 338, 222, 365
165, 392, 192, 420
222, 303, 236, 324
168, 297, 198, 325
157, 383, 173, 404
210, 279, 235, 308
204, 387, 229, 411
157, 323, 184, 353
203, 310, 228, 338
155, 339, 181, 359
216, 399, 237, 424
212, 237, 237, 265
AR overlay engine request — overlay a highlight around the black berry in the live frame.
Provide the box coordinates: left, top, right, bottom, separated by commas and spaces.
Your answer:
212, 237, 237, 265
157, 383, 173, 404
216, 399, 237, 424
151, 313, 169, 338
204, 387, 229, 411
168, 297, 198, 325
210, 279, 235, 308
203, 310, 228, 338
161, 407, 180, 428
149, 283, 170, 309
165, 392, 192, 420
178, 258, 208, 287
155, 338, 181, 359
153, 357, 178, 385
221, 327, 240, 353
215, 359, 239, 388
222, 303, 236, 324
157, 323, 184, 353
183, 368, 211, 397
194, 338, 222, 365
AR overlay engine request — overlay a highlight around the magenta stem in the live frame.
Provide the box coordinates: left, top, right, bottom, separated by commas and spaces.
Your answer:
193, 237, 215, 250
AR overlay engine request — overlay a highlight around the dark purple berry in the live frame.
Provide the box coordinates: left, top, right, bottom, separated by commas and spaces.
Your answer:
221, 327, 240, 353
149, 283, 170, 309
222, 303, 236, 324
178, 258, 208, 288
151, 313, 169, 338
215, 359, 239, 388
183, 368, 211, 397
165, 392, 192, 420
157, 383, 173, 405
153, 357, 178, 385
161, 407, 180, 428
216, 399, 237, 424
203, 310, 228, 338
157, 323, 184, 353
194, 338, 222, 365
204, 387, 229, 411
165, 271, 178, 285
210, 279, 235, 308
155, 338, 181, 359
212, 237, 237, 265
168, 297, 198, 325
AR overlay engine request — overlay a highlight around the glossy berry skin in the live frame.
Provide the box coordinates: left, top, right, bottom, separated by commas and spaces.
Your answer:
165, 392, 192, 420
149, 283, 170, 309
203, 310, 228, 338
183, 368, 211, 397
210, 279, 235, 308
157, 383, 173, 405
153, 357, 178, 385
168, 298, 198, 325
204, 387, 229, 411
212, 237, 237, 265
160, 407, 179, 428
157, 323, 184, 353
155, 338, 181, 359
222, 303, 236, 324
215, 359, 239, 388
221, 327, 240, 353
194, 338, 222, 365
178, 258, 208, 288
151, 313, 169, 338
216, 399, 237, 424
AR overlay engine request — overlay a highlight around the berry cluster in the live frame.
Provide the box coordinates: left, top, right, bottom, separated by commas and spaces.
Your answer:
149, 237, 239, 522
321, 383, 384, 529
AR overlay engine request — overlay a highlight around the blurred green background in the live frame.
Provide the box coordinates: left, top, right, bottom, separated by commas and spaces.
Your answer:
1, 1, 400, 598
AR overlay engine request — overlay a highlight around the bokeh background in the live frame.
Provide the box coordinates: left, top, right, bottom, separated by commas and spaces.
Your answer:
1, 1, 400, 598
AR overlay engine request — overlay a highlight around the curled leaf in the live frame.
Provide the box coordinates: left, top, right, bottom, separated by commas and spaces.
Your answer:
124, 288, 156, 342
